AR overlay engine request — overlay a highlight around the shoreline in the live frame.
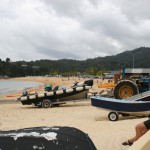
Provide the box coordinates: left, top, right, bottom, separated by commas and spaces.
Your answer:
0, 78, 45, 100
0, 76, 103, 101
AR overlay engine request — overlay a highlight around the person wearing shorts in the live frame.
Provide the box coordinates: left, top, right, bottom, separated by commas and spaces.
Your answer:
122, 118, 150, 146
144, 119, 150, 129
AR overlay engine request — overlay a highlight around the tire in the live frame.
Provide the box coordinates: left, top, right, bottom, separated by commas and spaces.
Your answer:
108, 112, 119, 121
114, 80, 139, 99
42, 100, 52, 108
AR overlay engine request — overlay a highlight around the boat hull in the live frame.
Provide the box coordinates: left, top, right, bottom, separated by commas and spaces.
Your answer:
18, 79, 93, 107
0, 126, 96, 150
91, 96, 150, 116
22, 89, 89, 105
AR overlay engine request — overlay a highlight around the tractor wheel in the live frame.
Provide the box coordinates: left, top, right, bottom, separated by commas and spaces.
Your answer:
114, 80, 139, 99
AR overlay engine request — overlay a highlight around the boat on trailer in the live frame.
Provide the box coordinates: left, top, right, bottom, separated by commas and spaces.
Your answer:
91, 91, 150, 121
17, 80, 93, 108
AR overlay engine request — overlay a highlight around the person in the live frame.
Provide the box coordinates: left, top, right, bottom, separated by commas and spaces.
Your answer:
22, 89, 28, 96
122, 117, 150, 146
45, 84, 52, 92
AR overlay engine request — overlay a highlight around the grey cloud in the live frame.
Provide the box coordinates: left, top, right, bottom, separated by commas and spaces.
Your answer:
36, 46, 79, 60
114, 0, 150, 22
42, 0, 82, 17
0, 0, 150, 61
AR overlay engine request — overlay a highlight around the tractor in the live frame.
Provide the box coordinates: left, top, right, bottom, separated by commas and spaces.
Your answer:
113, 67, 150, 99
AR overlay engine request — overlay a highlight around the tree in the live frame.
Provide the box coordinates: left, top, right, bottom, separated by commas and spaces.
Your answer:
6, 58, 10, 63
86, 67, 99, 75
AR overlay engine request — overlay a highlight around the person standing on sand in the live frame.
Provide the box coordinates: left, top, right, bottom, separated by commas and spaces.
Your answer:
122, 117, 150, 146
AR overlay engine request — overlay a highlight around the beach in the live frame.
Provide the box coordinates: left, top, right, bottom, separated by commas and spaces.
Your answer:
0, 77, 148, 150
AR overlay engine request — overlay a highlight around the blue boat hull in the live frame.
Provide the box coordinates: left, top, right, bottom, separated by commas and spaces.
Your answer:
91, 96, 150, 115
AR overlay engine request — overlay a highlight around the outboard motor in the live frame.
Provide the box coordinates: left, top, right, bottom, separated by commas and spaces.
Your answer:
22, 89, 28, 96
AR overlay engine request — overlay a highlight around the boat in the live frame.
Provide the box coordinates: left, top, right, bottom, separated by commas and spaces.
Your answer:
17, 80, 93, 108
0, 126, 97, 150
91, 91, 150, 121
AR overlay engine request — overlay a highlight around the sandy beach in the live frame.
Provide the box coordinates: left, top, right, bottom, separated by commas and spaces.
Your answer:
0, 77, 148, 150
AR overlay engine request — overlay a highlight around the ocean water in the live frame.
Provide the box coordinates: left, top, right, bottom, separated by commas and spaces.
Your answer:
0, 80, 42, 95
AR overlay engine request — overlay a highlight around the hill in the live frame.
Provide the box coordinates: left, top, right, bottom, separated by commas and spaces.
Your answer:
0, 47, 150, 77
81, 47, 150, 71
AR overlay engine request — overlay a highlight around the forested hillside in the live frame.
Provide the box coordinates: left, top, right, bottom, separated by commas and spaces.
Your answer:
0, 47, 150, 77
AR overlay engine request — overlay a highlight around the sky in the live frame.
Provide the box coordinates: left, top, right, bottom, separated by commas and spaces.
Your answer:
0, 0, 150, 61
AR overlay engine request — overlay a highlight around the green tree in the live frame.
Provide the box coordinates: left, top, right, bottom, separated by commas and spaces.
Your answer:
6, 58, 10, 63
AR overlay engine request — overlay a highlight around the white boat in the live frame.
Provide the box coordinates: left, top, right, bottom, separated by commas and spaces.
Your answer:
17, 80, 93, 108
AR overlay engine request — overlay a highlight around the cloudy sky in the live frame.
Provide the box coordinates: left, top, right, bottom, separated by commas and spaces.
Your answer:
0, 0, 150, 61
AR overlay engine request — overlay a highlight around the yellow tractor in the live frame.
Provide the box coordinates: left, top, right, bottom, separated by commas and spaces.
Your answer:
98, 68, 150, 99
113, 67, 150, 99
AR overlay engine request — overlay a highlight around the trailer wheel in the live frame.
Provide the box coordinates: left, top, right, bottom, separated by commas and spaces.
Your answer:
114, 80, 139, 99
108, 112, 119, 121
42, 100, 52, 108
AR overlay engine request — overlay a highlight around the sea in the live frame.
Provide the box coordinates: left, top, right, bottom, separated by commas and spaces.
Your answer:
0, 80, 43, 95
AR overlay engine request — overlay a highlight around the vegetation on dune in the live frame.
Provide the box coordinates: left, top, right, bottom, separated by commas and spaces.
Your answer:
0, 47, 150, 77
